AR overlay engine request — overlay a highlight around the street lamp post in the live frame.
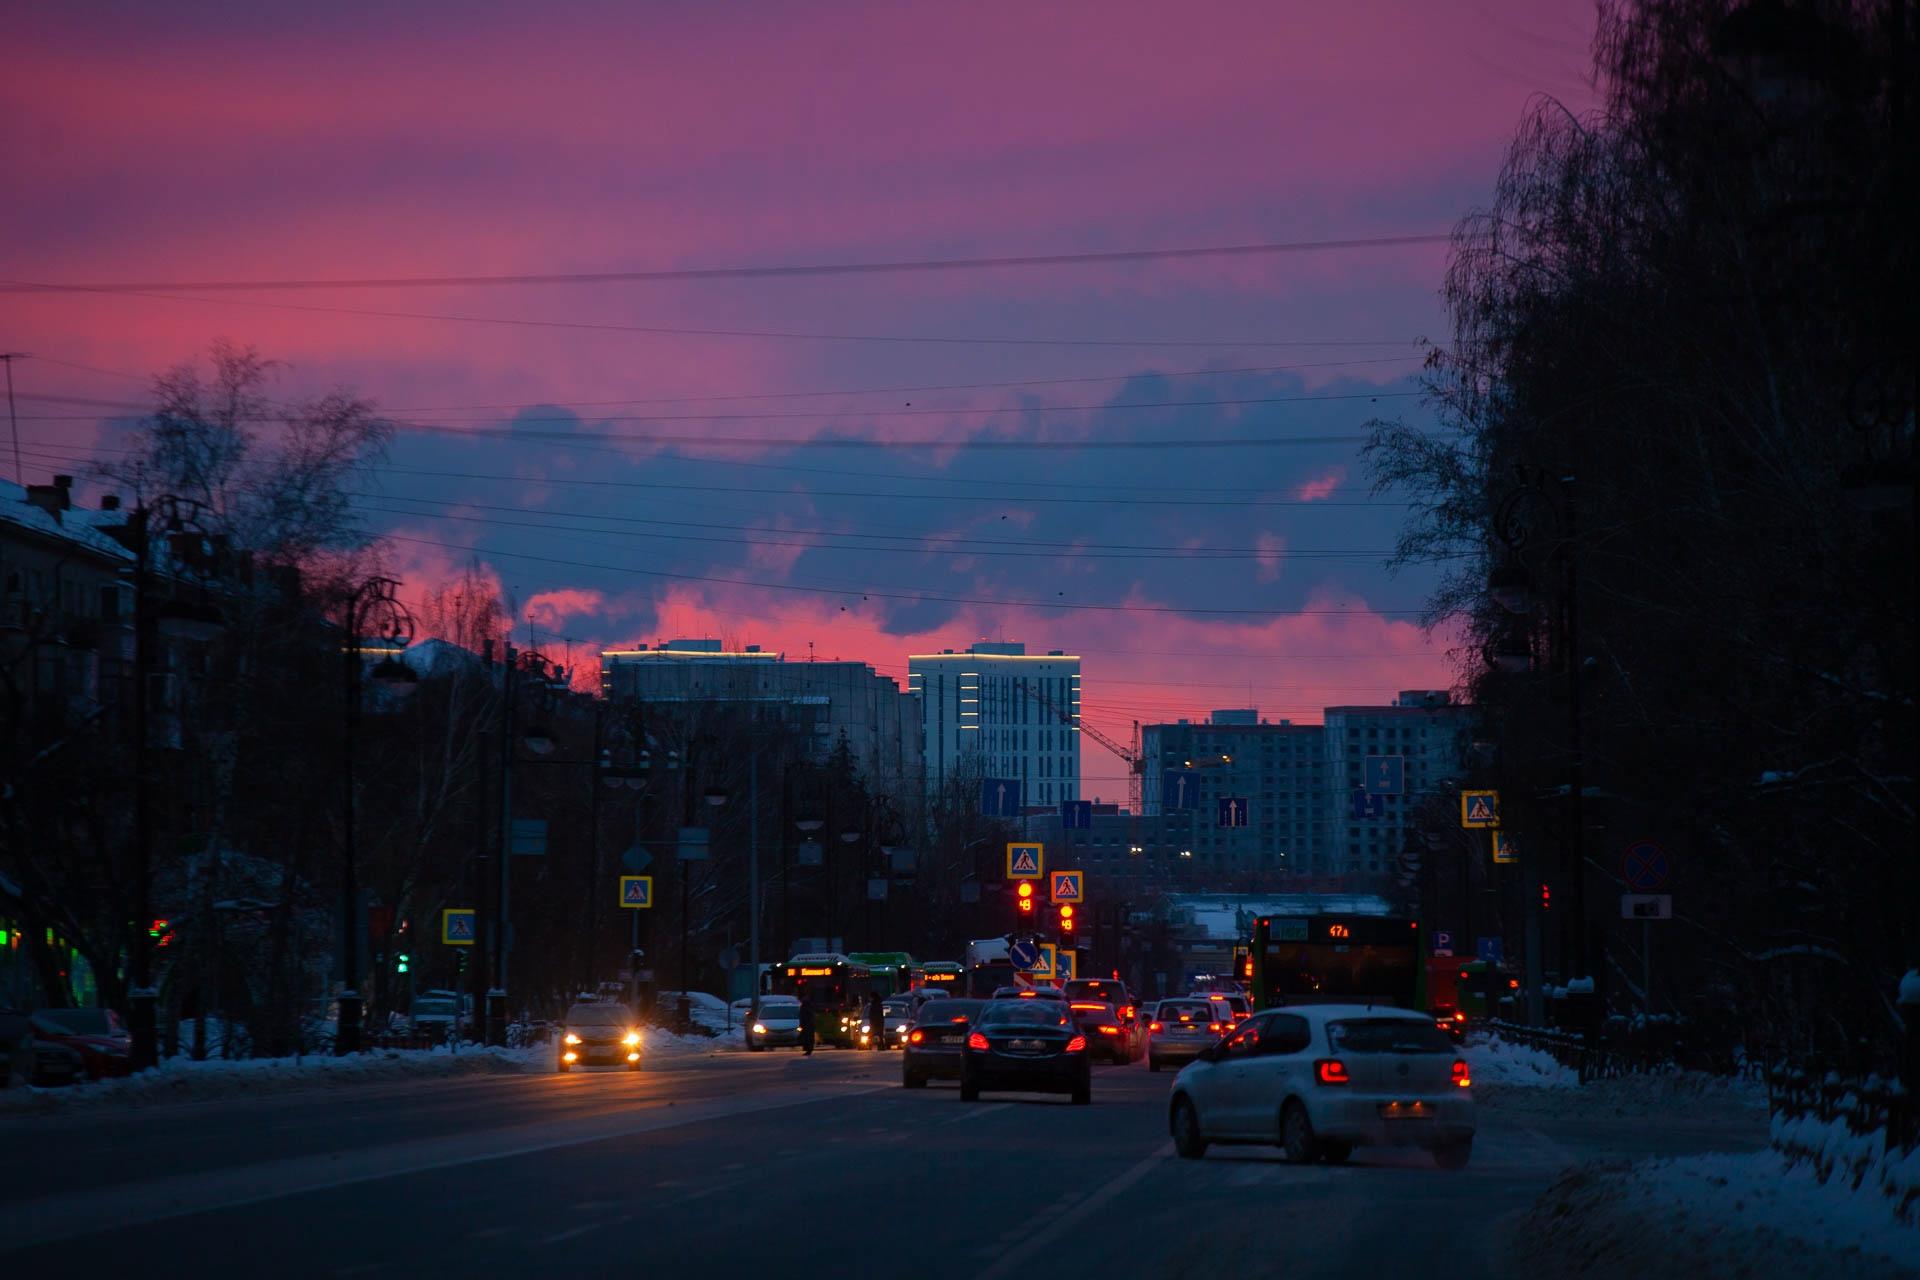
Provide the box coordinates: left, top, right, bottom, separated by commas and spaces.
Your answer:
793, 811, 823, 959
337, 576, 416, 1055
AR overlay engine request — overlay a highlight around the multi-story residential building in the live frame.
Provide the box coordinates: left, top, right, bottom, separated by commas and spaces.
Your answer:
908, 642, 1080, 806
600, 639, 923, 795
1322, 691, 1473, 878
1142, 712, 1329, 876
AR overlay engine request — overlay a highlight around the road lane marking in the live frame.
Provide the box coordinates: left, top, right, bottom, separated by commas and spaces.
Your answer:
977, 1143, 1171, 1280
936, 1102, 1009, 1125
0, 1082, 889, 1254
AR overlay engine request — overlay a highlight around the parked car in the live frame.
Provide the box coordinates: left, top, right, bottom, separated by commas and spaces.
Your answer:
28, 1007, 133, 1081
407, 990, 467, 1042
0, 1010, 82, 1088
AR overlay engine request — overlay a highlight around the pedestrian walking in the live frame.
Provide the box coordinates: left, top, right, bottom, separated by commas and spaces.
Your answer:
798, 991, 815, 1056
867, 990, 885, 1051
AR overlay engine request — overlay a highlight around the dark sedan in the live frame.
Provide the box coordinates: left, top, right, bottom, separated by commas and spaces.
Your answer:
902, 998, 987, 1087
29, 1008, 132, 1081
1066, 1003, 1131, 1064
959, 1000, 1090, 1104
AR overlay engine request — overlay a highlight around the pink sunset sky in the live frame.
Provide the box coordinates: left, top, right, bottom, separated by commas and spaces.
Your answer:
2, 0, 1601, 776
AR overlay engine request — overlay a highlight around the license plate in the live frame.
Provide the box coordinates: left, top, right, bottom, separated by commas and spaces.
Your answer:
1008, 1039, 1044, 1052
1378, 1102, 1433, 1119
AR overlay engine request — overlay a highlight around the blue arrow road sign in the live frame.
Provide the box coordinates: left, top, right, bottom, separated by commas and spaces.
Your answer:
1364, 754, 1405, 796
1008, 937, 1041, 969
1476, 936, 1504, 965
1161, 770, 1201, 811
1060, 799, 1092, 830
1349, 788, 1385, 820
1217, 796, 1249, 829
981, 777, 1023, 817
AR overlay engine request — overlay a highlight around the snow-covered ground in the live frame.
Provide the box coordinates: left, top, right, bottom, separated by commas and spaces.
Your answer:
1465, 1035, 1580, 1088
1467, 1032, 1767, 1119
1520, 1147, 1920, 1278
0, 1026, 733, 1115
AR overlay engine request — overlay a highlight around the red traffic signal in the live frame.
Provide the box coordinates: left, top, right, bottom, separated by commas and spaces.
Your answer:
1539, 881, 1552, 910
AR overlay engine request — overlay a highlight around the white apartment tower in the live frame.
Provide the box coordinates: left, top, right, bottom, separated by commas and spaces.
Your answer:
909, 642, 1081, 805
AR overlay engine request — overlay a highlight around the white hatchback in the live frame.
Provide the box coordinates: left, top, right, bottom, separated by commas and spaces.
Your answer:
1167, 1004, 1475, 1168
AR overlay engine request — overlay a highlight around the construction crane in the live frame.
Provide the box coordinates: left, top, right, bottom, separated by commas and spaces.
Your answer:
1024, 683, 1145, 811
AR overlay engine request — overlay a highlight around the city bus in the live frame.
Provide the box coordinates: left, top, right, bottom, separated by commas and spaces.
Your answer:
961, 938, 1016, 997
915, 961, 964, 991
1247, 914, 1427, 1011
845, 952, 916, 997
768, 953, 874, 1047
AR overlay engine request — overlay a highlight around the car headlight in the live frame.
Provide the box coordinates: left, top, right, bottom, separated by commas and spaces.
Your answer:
623, 1030, 642, 1047
751, 1023, 767, 1035
894, 1023, 908, 1033
860, 1023, 872, 1034
564, 1033, 582, 1045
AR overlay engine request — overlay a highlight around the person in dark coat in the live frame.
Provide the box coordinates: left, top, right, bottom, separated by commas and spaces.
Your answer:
798, 991, 815, 1056
867, 991, 885, 1051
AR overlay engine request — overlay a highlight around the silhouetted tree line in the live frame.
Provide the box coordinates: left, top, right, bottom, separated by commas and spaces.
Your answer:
1369, 0, 1913, 1065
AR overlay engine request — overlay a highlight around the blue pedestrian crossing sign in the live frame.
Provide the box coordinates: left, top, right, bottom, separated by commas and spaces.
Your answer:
1461, 790, 1500, 828
618, 875, 654, 909
1006, 842, 1045, 879
1053, 947, 1076, 981
981, 777, 1023, 817
1217, 796, 1249, 829
1161, 770, 1201, 811
1364, 755, 1405, 796
440, 908, 475, 946
1049, 870, 1084, 903
1492, 830, 1518, 864
1031, 943, 1055, 979
1008, 937, 1042, 970
1060, 799, 1092, 830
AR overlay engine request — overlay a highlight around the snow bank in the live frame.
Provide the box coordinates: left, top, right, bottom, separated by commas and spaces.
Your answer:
1466, 1036, 1580, 1088
1519, 1147, 1920, 1279
1775, 1111, 1920, 1219
1465, 1034, 1766, 1122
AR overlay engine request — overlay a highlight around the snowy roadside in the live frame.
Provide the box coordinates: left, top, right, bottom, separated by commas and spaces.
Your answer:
1516, 1148, 1920, 1279
1464, 1033, 1768, 1120
0, 1026, 736, 1117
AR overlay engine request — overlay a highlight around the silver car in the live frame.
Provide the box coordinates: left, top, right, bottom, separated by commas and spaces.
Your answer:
1168, 1004, 1475, 1168
747, 995, 805, 1050
1147, 999, 1228, 1072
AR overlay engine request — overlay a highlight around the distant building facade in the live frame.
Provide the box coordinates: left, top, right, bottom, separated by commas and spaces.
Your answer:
1142, 712, 1329, 875
1321, 691, 1472, 878
600, 639, 922, 794
908, 642, 1080, 805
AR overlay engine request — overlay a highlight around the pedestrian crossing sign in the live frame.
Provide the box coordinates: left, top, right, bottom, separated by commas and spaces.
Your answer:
440, 908, 475, 946
1492, 830, 1518, 864
1049, 870, 1083, 903
1460, 790, 1500, 829
1030, 943, 1055, 979
619, 874, 654, 909
1006, 842, 1045, 879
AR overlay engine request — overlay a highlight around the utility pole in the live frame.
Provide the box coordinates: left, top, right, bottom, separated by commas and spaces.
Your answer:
128, 502, 157, 1070
0, 353, 27, 483
747, 747, 760, 1019
488, 643, 516, 1046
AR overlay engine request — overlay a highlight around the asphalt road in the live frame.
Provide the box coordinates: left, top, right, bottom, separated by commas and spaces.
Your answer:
0, 1047, 1766, 1279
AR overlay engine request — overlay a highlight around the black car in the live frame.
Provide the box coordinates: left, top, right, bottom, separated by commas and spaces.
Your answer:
1066, 1003, 1131, 1064
902, 998, 987, 1087
959, 1000, 1091, 1105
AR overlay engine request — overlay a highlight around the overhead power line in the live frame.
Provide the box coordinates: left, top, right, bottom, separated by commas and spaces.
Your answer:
0, 232, 1451, 295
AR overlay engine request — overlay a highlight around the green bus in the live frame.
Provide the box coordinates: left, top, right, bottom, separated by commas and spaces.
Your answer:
915, 961, 964, 992
769, 953, 875, 1047
1247, 914, 1427, 1011
845, 952, 916, 997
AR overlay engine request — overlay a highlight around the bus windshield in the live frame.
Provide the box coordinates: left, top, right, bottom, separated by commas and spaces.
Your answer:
1251, 916, 1421, 1009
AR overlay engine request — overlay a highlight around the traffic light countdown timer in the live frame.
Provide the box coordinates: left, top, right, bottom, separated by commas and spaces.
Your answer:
1017, 882, 1035, 914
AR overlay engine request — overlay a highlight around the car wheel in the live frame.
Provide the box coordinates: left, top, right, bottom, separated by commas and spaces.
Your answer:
1281, 1101, 1319, 1164
903, 1069, 927, 1089
1170, 1095, 1208, 1159
1320, 1140, 1353, 1165
1148, 1056, 1162, 1073
1432, 1138, 1473, 1170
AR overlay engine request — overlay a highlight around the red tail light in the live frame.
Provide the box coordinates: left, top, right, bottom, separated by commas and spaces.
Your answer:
1232, 1012, 1250, 1022
1065, 1035, 1087, 1053
967, 1031, 989, 1051
1315, 1059, 1350, 1085
1119, 1006, 1134, 1020
1209, 1022, 1228, 1034
1097, 1025, 1121, 1035
1148, 1022, 1163, 1033
908, 1029, 924, 1044
1453, 1012, 1466, 1023
1452, 1060, 1471, 1088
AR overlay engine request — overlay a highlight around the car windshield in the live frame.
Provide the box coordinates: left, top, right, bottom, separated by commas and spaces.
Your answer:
979, 1003, 1070, 1028
566, 1004, 628, 1026
916, 999, 986, 1026
1159, 1002, 1213, 1021
1072, 1009, 1120, 1027
1327, 1018, 1456, 1054
760, 998, 800, 1012
884, 1001, 912, 1016
37, 1008, 121, 1035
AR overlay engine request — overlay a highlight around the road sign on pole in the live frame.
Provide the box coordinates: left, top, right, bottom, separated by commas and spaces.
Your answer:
981, 777, 1023, 817
1475, 936, 1504, 965
1621, 839, 1671, 892
675, 827, 710, 861
618, 875, 653, 908
1621, 894, 1673, 920
1008, 937, 1042, 970
1492, 830, 1518, 864
1031, 943, 1055, 980
1006, 842, 1045, 879
1217, 796, 1249, 829
1460, 790, 1500, 828
1432, 930, 1454, 956
1060, 800, 1092, 830
509, 818, 548, 856
440, 908, 476, 945
1350, 788, 1385, 820
1049, 870, 1084, 903
1055, 949, 1077, 981
1161, 770, 1201, 811
1364, 755, 1405, 796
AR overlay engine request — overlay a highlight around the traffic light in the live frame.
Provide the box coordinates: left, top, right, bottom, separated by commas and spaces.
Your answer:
1539, 881, 1552, 911
1017, 882, 1035, 914
1058, 903, 1075, 934
396, 951, 411, 974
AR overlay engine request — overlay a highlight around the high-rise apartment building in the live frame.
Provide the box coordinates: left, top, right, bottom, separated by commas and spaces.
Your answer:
1322, 691, 1472, 877
908, 642, 1080, 804
1142, 712, 1329, 875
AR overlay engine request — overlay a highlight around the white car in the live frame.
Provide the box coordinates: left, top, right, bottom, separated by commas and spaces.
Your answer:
1167, 1004, 1475, 1168
746, 995, 805, 1050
